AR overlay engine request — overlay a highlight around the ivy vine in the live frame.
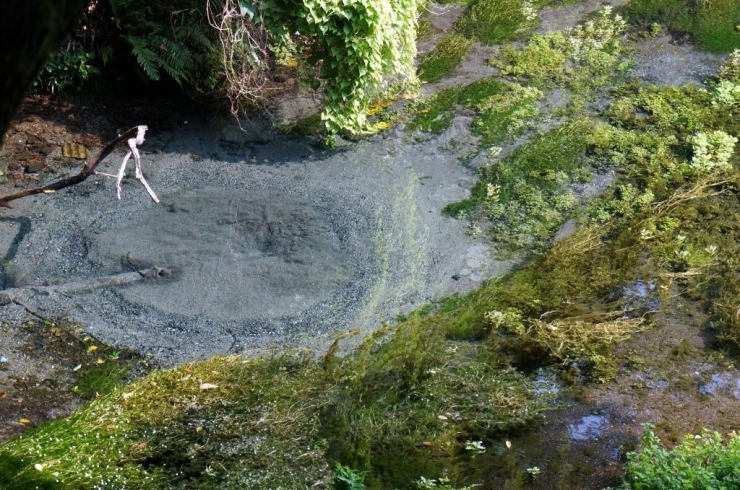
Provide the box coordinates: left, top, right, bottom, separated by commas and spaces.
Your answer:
258, 0, 419, 132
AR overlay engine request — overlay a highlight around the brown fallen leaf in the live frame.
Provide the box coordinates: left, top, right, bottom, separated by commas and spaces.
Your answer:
128, 441, 147, 453
62, 142, 90, 160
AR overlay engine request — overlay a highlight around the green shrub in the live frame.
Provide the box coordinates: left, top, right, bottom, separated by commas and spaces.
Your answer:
690, 130, 738, 172
624, 425, 740, 489
34, 48, 101, 93
334, 463, 367, 490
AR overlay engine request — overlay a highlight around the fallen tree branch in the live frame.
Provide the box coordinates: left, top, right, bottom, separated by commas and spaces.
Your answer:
0, 266, 169, 306
0, 125, 155, 208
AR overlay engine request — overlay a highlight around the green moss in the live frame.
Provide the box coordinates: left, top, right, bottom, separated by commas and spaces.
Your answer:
457, 78, 508, 106
0, 323, 550, 490
407, 78, 538, 145
407, 87, 460, 133
470, 83, 542, 146
455, 0, 543, 45
416, 19, 433, 41
0, 452, 58, 489
407, 78, 516, 138
622, 0, 740, 52
418, 33, 473, 83
75, 358, 139, 399
447, 119, 591, 251
324, 319, 547, 489
442, 181, 488, 218
285, 113, 325, 136
621, 0, 693, 33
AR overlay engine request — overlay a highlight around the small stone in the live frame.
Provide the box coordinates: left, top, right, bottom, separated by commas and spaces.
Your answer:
25, 160, 44, 173
0, 356, 7, 363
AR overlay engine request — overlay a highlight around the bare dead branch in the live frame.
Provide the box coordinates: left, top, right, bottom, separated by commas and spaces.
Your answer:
0, 266, 169, 306
0, 125, 149, 209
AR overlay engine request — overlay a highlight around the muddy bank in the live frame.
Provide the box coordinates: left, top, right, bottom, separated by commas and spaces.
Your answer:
0, 117, 510, 367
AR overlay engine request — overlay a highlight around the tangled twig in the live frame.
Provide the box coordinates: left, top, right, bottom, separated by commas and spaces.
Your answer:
206, 0, 272, 118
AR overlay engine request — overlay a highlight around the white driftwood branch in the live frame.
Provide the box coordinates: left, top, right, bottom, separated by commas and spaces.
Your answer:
97, 125, 159, 203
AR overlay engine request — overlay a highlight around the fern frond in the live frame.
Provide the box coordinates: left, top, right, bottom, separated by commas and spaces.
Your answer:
126, 35, 161, 81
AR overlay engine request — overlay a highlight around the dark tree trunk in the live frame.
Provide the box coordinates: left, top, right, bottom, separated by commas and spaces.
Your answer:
0, 0, 88, 144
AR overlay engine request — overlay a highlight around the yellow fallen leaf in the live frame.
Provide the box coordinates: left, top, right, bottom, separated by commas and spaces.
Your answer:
505, 440, 512, 449
437, 415, 448, 421
88, 345, 98, 352
19, 418, 31, 424
199, 383, 218, 391
42, 190, 56, 194
96, 358, 105, 365
83, 337, 92, 342
122, 392, 134, 400
34, 463, 45, 471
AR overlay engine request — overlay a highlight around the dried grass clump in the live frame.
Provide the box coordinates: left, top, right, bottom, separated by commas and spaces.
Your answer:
523, 316, 648, 363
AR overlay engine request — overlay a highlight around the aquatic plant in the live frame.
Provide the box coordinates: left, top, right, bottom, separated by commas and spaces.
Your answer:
624, 425, 740, 489
455, 0, 544, 45
622, 0, 740, 52
492, 6, 629, 90
445, 119, 590, 251
690, 130, 738, 172
417, 33, 473, 83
